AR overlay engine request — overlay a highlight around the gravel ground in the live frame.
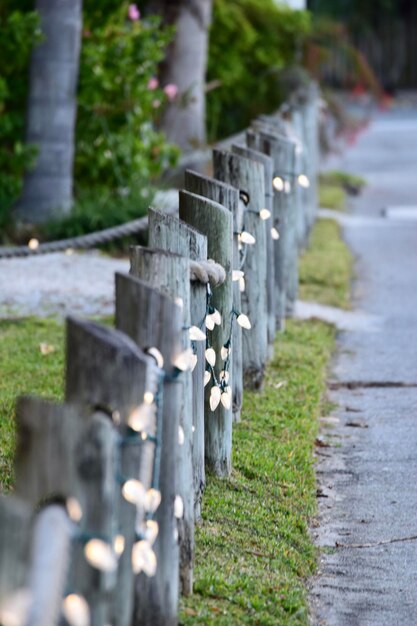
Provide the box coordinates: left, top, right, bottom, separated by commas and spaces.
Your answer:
0, 250, 129, 318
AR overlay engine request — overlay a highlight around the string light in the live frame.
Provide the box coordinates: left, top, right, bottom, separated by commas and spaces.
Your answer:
172, 348, 195, 371
147, 347, 164, 369
259, 208, 271, 220
232, 270, 244, 281
27, 238, 39, 250
145, 488, 161, 514
142, 519, 159, 545
239, 277, 245, 293
178, 425, 185, 446
221, 387, 232, 410
174, 495, 184, 519
131, 540, 157, 577
84, 539, 117, 573
143, 391, 154, 405
209, 386, 221, 411
284, 180, 291, 194
271, 227, 280, 240
66, 497, 83, 523
189, 326, 206, 341
237, 313, 251, 329
205, 347, 216, 367
62, 594, 90, 626
273, 176, 284, 191
122, 479, 146, 507
128, 403, 156, 433
298, 174, 310, 188
219, 371, 230, 384
239, 231, 256, 245
221, 342, 230, 360
204, 371, 211, 387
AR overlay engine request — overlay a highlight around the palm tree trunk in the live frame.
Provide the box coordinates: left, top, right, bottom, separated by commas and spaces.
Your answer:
148, 0, 212, 152
15, 0, 82, 224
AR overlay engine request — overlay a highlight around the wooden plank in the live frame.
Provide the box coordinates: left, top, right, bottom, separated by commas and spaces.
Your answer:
178, 190, 234, 476
25, 505, 72, 626
212, 150, 268, 389
65, 319, 158, 626
231, 144, 276, 359
15, 397, 120, 626
247, 128, 298, 326
184, 170, 243, 423
128, 247, 194, 601
148, 208, 207, 522
0, 495, 31, 614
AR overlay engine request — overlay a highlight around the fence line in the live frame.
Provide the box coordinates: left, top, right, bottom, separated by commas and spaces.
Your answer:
0, 84, 319, 626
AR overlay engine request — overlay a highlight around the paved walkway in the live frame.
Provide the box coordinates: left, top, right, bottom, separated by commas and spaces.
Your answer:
310, 108, 417, 624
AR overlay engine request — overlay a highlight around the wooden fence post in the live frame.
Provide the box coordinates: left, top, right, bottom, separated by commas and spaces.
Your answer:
15, 397, 120, 626
247, 128, 298, 325
148, 207, 207, 523
0, 495, 31, 622
231, 144, 275, 358
178, 191, 233, 476
183, 171, 243, 424
212, 149, 268, 389
65, 319, 158, 626
115, 271, 183, 625
129, 247, 194, 597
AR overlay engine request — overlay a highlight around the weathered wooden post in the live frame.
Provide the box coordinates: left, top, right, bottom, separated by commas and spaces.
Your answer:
148, 208, 207, 523
247, 128, 298, 324
65, 319, 158, 626
183, 171, 243, 424
231, 144, 275, 358
15, 396, 120, 626
300, 85, 319, 235
115, 271, 183, 624
212, 150, 268, 389
178, 191, 233, 476
129, 247, 193, 597
289, 106, 308, 249
0, 495, 31, 623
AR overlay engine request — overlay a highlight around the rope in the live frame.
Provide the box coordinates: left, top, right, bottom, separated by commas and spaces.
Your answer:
0, 216, 150, 259
190, 259, 226, 287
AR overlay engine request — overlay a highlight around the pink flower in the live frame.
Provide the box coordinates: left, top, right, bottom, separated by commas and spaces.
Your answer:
128, 4, 140, 21
148, 77, 159, 90
164, 83, 178, 102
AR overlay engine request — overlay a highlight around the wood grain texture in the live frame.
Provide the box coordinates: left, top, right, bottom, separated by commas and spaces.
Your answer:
231, 144, 275, 359
129, 246, 194, 603
178, 190, 233, 476
184, 170, 243, 423
212, 149, 268, 389
148, 208, 207, 524
0, 495, 31, 607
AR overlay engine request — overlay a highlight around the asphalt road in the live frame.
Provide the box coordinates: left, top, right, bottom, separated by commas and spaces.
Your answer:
310, 107, 417, 624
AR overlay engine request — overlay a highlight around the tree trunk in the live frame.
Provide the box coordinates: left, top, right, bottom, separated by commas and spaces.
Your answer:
147, 0, 212, 152
15, 0, 82, 224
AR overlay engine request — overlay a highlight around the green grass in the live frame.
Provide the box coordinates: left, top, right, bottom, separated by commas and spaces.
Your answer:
0, 318, 65, 491
318, 183, 346, 211
299, 219, 352, 309
180, 320, 335, 625
319, 170, 366, 194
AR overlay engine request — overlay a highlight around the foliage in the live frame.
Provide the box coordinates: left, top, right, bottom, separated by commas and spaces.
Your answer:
319, 170, 366, 195
0, 318, 65, 492
0, 7, 41, 236
75, 5, 179, 192
207, 0, 312, 140
318, 184, 346, 211
299, 218, 352, 309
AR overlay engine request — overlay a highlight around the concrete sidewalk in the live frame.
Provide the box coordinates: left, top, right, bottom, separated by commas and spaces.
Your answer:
310, 109, 417, 624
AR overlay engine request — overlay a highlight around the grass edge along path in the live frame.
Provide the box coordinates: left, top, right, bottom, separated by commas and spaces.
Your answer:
0, 216, 352, 624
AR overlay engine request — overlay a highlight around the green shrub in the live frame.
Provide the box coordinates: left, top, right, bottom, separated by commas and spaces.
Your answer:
0, 7, 40, 236
207, 0, 311, 140
75, 4, 179, 193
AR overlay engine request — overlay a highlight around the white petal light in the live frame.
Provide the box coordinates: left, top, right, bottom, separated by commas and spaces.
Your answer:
239, 231, 256, 245
237, 314, 251, 330
205, 347, 216, 367
209, 386, 221, 411
259, 208, 271, 220
272, 176, 284, 192
271, 227, 280, 241
132, 540, 157, 577
84, 539, 117, 573
62, 594, 90, 626
189, 326, 206, 342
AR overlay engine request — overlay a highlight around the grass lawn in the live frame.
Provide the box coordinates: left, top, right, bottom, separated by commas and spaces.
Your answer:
299, 219, 352, 310
0, 215, 352, 624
